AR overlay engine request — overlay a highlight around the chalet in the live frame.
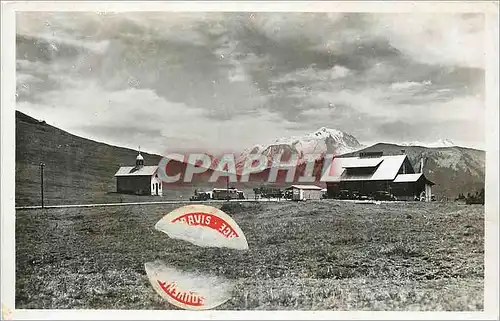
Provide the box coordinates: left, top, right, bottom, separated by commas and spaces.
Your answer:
114, 152, 163, 196
286, 185, 323, 201
325, 151, 435, 201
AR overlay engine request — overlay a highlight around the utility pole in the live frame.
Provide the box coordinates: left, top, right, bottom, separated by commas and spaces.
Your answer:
226, 173, 230, 202
40, 162, 45, 208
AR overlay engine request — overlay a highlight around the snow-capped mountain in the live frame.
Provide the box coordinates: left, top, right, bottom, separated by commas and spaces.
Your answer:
427, 139, 455, 148
237, 127, 364, 168
400, 139, 455, 148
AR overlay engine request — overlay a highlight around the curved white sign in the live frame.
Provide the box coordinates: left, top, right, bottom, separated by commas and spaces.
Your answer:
145, 260, 234, 310
154, 204, 249, 250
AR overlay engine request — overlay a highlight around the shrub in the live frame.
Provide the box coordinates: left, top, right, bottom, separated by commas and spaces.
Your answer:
465, 188, 484, 205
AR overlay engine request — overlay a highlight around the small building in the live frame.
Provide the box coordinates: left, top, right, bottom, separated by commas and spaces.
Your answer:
212, 187, 244, 200
114, 152, 163, 196
286, 185, 323, 201
325, 151, 435, 201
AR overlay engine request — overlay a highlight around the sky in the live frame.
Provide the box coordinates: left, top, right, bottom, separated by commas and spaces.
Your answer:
16, 12, 486, 154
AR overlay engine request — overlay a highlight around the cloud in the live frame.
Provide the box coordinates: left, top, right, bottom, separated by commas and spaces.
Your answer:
371, 13, 485, 69
16, 72, 42, 85
272, 64, 351, 85
391, 80, 432, 91
15, 12, 486, 152
375, 119, 485, 150
295, 83, 484, 150
16, 83, 299, 154
331, 65, 350, 79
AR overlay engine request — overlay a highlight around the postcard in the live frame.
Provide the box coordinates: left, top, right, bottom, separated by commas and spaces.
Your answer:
1, 1, 498, 320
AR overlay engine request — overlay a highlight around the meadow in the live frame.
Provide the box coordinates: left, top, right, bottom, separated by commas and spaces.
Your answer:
15, 200, 484, 310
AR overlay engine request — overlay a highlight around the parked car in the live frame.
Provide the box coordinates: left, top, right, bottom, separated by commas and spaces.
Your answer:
338, 189, 351, 200
189, 192, 211, 201
373, 191, 397, 201
350, 190, 361, 200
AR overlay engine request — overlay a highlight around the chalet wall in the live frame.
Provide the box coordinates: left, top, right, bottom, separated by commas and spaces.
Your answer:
326, 179, 428, 200
116, 176, 152, 195
398, 158, 416, 175
391, 180, 425, 198
327, 180, 392, 196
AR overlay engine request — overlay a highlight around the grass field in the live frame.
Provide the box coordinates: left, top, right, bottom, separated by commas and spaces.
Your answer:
15, 200, 484, 311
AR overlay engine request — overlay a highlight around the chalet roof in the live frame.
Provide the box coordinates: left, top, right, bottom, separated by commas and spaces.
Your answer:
342, 158, 383, 168
287, 185, 323, 190
393, 173, 423, 183
114, 166, 158, 177
394, 173, 435, 185
328, 154, 407, 182
338, 172, 374, 181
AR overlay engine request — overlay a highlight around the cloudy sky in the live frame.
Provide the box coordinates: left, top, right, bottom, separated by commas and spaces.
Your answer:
16, 12, 486, 154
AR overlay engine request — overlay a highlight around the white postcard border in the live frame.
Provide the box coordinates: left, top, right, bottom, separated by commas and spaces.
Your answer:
1, 1, 498, 320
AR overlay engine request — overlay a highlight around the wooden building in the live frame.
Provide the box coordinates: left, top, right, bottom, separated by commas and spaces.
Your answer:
212, 187, 244, 200
286, 185, 323, 201
114, 152, 163, 196
325, 151, 435, 201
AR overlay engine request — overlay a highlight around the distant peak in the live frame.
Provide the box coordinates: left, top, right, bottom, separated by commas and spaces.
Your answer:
315, 126, 339, 133
399, 138, 455, 148
440, 138, 455, 145
310, 127, 343, 138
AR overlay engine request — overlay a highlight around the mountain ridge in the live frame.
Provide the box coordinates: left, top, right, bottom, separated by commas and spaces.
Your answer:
236, 127, 365, 170
15, 110, 485, 204
398, 138, 456, 148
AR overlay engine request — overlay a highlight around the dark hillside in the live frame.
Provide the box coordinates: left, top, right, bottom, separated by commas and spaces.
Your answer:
16, 111, 163, 206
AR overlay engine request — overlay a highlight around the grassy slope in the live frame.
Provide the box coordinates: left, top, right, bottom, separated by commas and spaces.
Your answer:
15, 111, 287, 205
16, 201, 484, 310
15, 111, 167, 206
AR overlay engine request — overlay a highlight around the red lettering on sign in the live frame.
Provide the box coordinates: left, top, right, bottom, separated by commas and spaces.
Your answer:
171, 212, 239, 238
157, 280, 205, 307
